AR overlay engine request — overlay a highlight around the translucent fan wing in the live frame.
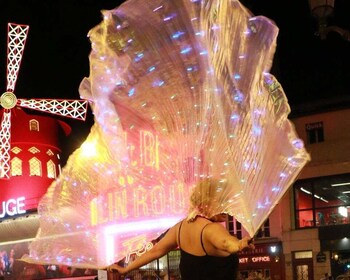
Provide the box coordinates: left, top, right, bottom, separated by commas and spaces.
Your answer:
23, 0, 309, 269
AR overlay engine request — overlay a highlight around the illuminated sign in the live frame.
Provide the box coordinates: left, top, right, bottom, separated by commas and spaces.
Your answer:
0, 196, 26, 218
90, 182, 187, 226
123, 130, 160, 169
122, 236, 154, 263
103, 217, 182, 264
239, 256, 271, 264
24, 127, 191, 267
89, 129, 190, 227
86, 129, 191, 264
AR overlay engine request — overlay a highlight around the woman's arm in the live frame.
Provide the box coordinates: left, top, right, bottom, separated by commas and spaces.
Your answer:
107, 224, 179, 274
205, 223, 254, 254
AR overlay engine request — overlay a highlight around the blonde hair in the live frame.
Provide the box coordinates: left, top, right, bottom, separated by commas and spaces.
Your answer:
187, 178, 227, 221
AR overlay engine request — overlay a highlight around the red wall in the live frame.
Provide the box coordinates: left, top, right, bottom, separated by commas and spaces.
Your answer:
0, 108, 71, 215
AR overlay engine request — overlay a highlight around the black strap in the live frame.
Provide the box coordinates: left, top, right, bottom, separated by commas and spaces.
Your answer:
200, 223, 211, 255
178, 221, 183, 248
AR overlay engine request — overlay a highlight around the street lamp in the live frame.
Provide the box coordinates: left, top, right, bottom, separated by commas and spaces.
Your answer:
308, 0, 350, 41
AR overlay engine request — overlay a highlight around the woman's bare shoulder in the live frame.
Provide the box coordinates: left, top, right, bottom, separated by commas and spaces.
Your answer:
203, 221, 228, 236
168, 219, 185, 233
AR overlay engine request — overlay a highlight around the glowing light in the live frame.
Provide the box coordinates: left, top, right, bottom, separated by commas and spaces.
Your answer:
81, 141, 97, 158
270, 246, 277, 253
233, 74, 241, 80
104, 217, 182, 264
128, 88, 135, 96
134, 53, 144, 62
233, 89, 244, 102
339, 206, 348, 217
153, 5, 163, 12
230, 113, 240, 121
104, 217, 181, 235
153, 79, 165, 87
292, 139, 305, 149
148, 66, 156, 72
163, 14, 175, 22
172, 31, 185, 39
180, 47, 192, 54
332, 182, 350, 187
252, 125, 262, 136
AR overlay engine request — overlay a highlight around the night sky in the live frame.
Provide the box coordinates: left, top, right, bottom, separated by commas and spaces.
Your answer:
1, 0, 350, 162
242, 0, 350, 115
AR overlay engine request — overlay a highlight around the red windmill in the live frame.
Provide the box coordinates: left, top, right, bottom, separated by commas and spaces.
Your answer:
0, 23, 88, 180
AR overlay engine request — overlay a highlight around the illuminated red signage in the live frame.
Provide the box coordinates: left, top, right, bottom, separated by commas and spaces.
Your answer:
239, 255, 271, 263
0, 196, 26, 217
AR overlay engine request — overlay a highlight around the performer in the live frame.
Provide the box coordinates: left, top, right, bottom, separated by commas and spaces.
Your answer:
107, 179, 255, 280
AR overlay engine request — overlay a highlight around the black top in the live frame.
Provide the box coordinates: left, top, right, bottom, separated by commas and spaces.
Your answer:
178, 221, 239, 280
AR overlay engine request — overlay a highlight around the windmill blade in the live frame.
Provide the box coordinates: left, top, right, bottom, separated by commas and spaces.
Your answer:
0, 110, 12, 179
6, 23, 29, 92
18, 98, 89, 121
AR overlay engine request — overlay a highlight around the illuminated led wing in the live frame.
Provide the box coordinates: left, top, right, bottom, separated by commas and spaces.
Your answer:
24, 0, 310, 269
18, 99, 88, 121
0, 110, 11, 178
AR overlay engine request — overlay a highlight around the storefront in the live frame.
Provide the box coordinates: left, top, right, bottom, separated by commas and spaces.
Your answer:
320, 224, 350, 278
238, 241, 284, 280
0, 111, 97, 279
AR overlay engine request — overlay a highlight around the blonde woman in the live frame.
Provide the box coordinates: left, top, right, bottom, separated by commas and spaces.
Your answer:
107, 179, 254, 280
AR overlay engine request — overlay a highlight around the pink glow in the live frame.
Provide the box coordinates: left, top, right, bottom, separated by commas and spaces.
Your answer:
25, 0, 309, 270
103, 216, 182, 264
103, 217, 183, 235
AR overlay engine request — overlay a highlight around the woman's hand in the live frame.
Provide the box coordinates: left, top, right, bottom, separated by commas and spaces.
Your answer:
105, 263, 127, 275
239, 237, 255, 251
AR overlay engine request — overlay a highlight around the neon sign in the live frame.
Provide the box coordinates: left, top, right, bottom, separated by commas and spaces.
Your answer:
90, 182, 187, 226
86, 129, 191, 264
239, 256, 271, 264
89, 130, 189, 227
0, 196, 26, 218
122, 236, 154, 263
123, 130, 160, 169
103, 217, 182, 264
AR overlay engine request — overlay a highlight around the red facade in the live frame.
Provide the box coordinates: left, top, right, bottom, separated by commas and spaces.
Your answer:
0, 107, 71, 215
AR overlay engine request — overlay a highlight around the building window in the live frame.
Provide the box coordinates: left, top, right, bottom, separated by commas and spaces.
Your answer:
294, 173, 350, 228
255, 219, 270, 238
28, 147, 40, 154
29, 119, 39, 131
29, 157, 42, 176
11, 157, 22, 176
11, 147, 22, 154
227, 216, 242, 239
305, 121, 324, 144
47, 160, 56, 179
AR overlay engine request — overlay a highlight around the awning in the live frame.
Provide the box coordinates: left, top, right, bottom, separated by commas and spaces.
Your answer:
0, 214, 39, 244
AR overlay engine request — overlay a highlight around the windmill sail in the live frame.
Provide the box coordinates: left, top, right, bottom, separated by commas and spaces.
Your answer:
6, 23, 29, 93
23, 0, 310, 269
0, 23, 29, 178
